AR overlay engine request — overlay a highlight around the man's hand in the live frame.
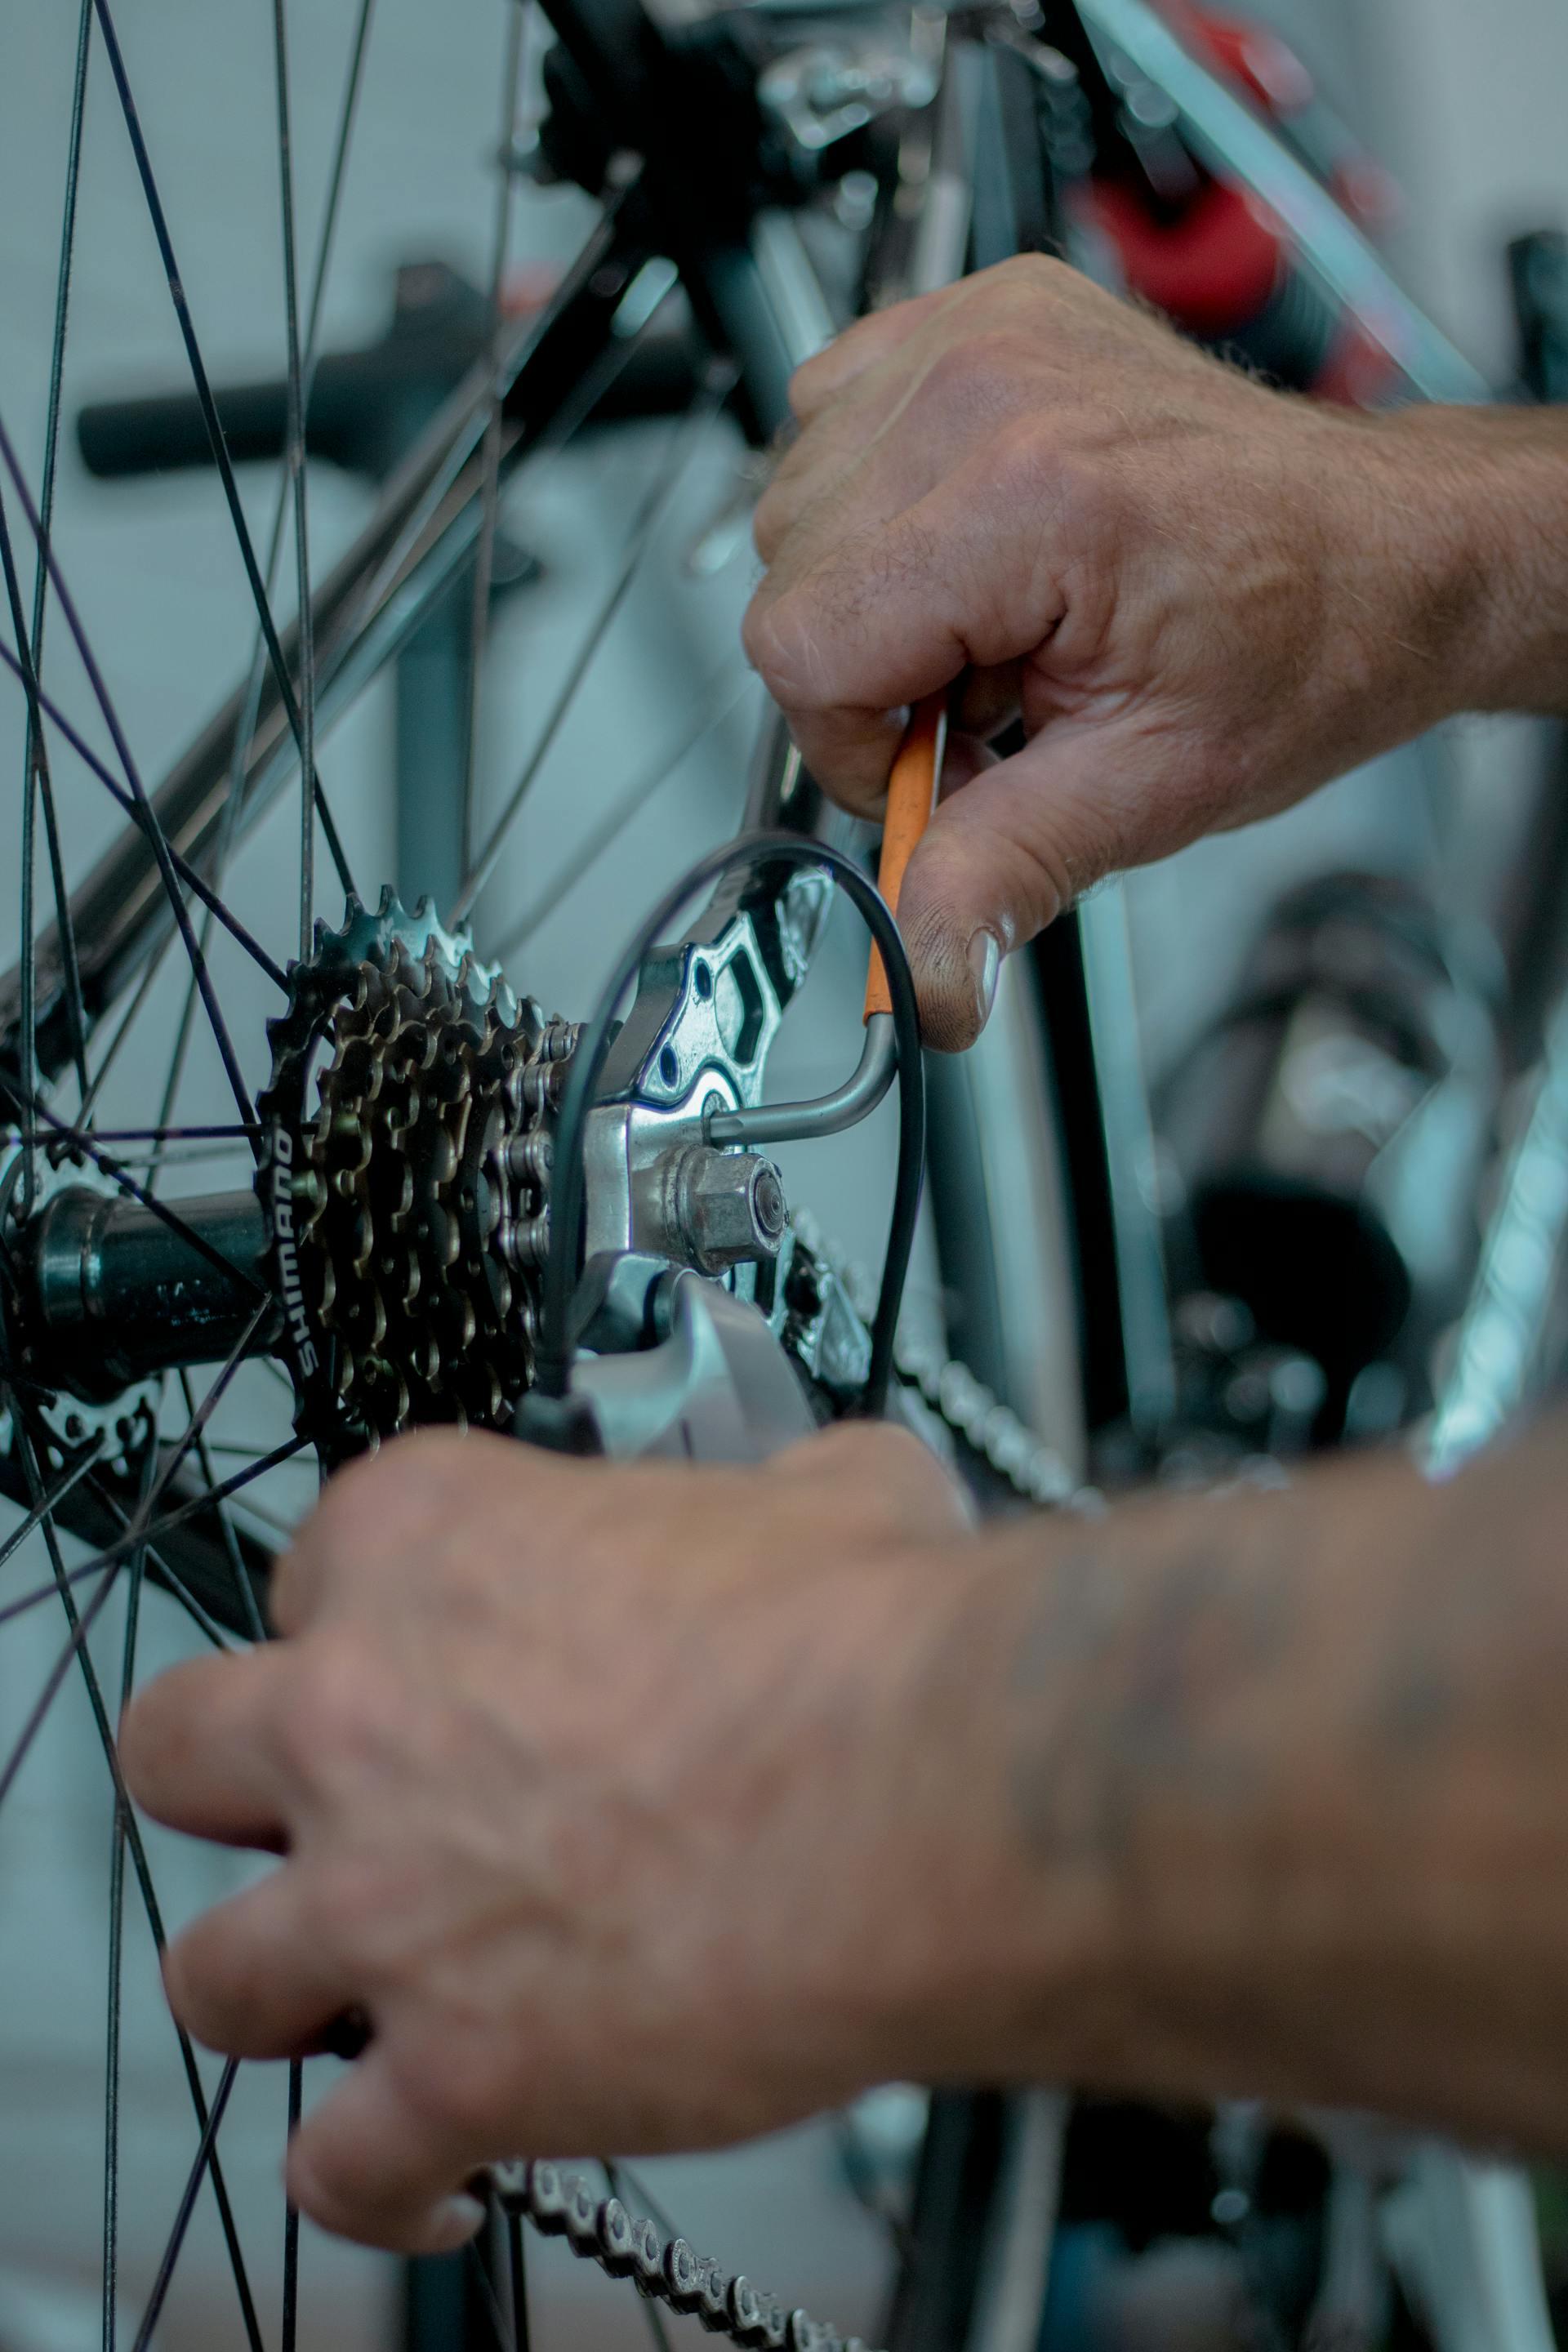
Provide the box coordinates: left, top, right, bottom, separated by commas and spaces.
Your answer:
745, 256, 1568, 1046
120, 1400, 1568, 2230
121, 1425, 999, 2254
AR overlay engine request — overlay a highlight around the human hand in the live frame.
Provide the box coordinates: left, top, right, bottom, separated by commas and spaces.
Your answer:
744, 256, 1498, 1046
120, 1423, 1005, 2253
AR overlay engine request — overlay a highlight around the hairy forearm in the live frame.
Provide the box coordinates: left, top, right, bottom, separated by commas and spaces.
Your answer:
940, 1415, 1568, 2148
1376, 404, 1568, 724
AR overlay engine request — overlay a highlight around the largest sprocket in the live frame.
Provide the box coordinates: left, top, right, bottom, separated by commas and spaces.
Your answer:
256, 890, 577, 1457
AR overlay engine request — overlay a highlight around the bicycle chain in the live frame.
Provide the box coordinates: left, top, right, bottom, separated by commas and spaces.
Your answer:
440, 1178, 1076, 2347
488, 2159, 884, 2352
789, 1210, 1094, 1510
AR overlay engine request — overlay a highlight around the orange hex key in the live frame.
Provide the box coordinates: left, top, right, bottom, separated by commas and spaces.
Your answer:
864, 693, 948, 1022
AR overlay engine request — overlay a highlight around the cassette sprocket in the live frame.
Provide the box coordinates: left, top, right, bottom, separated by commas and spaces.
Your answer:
256, 890, 576, 1456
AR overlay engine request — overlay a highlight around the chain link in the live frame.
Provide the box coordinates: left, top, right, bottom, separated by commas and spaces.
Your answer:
790, 1210, 1097, 1510
488, 2160, 884, 2352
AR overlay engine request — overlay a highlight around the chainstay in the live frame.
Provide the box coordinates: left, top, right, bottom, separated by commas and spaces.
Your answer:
488, 2160, 884, 2352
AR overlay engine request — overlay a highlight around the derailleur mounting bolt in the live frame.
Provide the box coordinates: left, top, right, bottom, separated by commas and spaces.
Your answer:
676, 1147, 787, 1274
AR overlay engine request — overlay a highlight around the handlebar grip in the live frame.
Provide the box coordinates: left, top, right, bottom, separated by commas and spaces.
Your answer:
864, 693, 947, 1022
78, 381, 290, 479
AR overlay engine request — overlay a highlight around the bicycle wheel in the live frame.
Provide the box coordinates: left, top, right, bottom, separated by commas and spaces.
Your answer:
0, 2, 1094, 2346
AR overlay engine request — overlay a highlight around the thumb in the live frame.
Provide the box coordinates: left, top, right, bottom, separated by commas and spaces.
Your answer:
896, 729, 1122, 1049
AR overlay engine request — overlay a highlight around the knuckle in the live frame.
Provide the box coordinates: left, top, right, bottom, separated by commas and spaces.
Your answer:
741, 594, 813, 706
752, 470, 807, 568
978, 426, 1121, 602
915, 335, 998, 420
1049, 444, 1120, 541
739, 593, 777, 680
278, 1638, 399, 1788
915, 328, 1032, 426
751, 488, 782, 564
988, 413, 1057, 508
997, 250, 1072, 302
787, 349, 832, 419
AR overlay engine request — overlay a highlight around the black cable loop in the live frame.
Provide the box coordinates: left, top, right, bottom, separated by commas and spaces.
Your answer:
537, 829, 924, 1416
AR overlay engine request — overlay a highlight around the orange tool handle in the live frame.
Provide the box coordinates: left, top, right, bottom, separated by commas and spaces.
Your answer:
865, 693, 947, 1021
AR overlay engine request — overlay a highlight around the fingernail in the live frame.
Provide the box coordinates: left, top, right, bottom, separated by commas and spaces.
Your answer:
967, 930, 1000, 1030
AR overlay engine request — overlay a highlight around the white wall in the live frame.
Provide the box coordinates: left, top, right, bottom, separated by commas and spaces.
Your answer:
1259, 0, 1568, 380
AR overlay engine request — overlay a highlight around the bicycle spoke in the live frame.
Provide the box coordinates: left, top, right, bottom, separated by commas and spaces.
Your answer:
0, 641, 289, 996
80, 1470, 235, 1651
270, 0, 316, 957
604, 2162, 676, 2237
637, 2287, 676, 2352
122, 1543, 232, 1651
0, 1440, 307, 1633
218, 1486, 303, 1542
455, 368, 734, 920
505, 2203, 532, 2352
16, 1093, 270, 1298
462, 0, 533, 875
155, 0, 376, 1159
604, 2166, 674, 2352
33, 746, 88, 1102
76, 943, 175, 1127
282, 2059, 302, 2352
74, 1125, 260, 1146
176, 1366, 268, 1645
105, 1147, 259, 1175
88, 0, 355, 899
487, 670, 753, 964
0, 439, 264, 1130
175, 1440, 287, 1463
3, 484, 42, 1210
138, 1298, 280, 1543
23, 0, 95, 1113
14, 1423, 265, 2352
331, 200, 652, 700
468, 2225, 514, 2352
102, 1435, 153, 2352
129, 2055, 242, 2352
0, 1550, 122, 1810
0, 474, 78, 1211
0, 1434, 105, 1579
216, 0, 376, 826
305, 0, 377, 365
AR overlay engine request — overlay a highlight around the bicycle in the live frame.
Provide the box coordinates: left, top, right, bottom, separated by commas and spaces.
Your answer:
0, 0, 1561, 2346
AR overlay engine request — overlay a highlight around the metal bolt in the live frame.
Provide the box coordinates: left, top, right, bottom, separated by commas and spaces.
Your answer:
672, 1148, 786, 1274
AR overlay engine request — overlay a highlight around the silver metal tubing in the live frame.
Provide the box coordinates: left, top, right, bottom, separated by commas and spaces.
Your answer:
704, 1011, 898, 1147
1071, 0, 1487, 405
